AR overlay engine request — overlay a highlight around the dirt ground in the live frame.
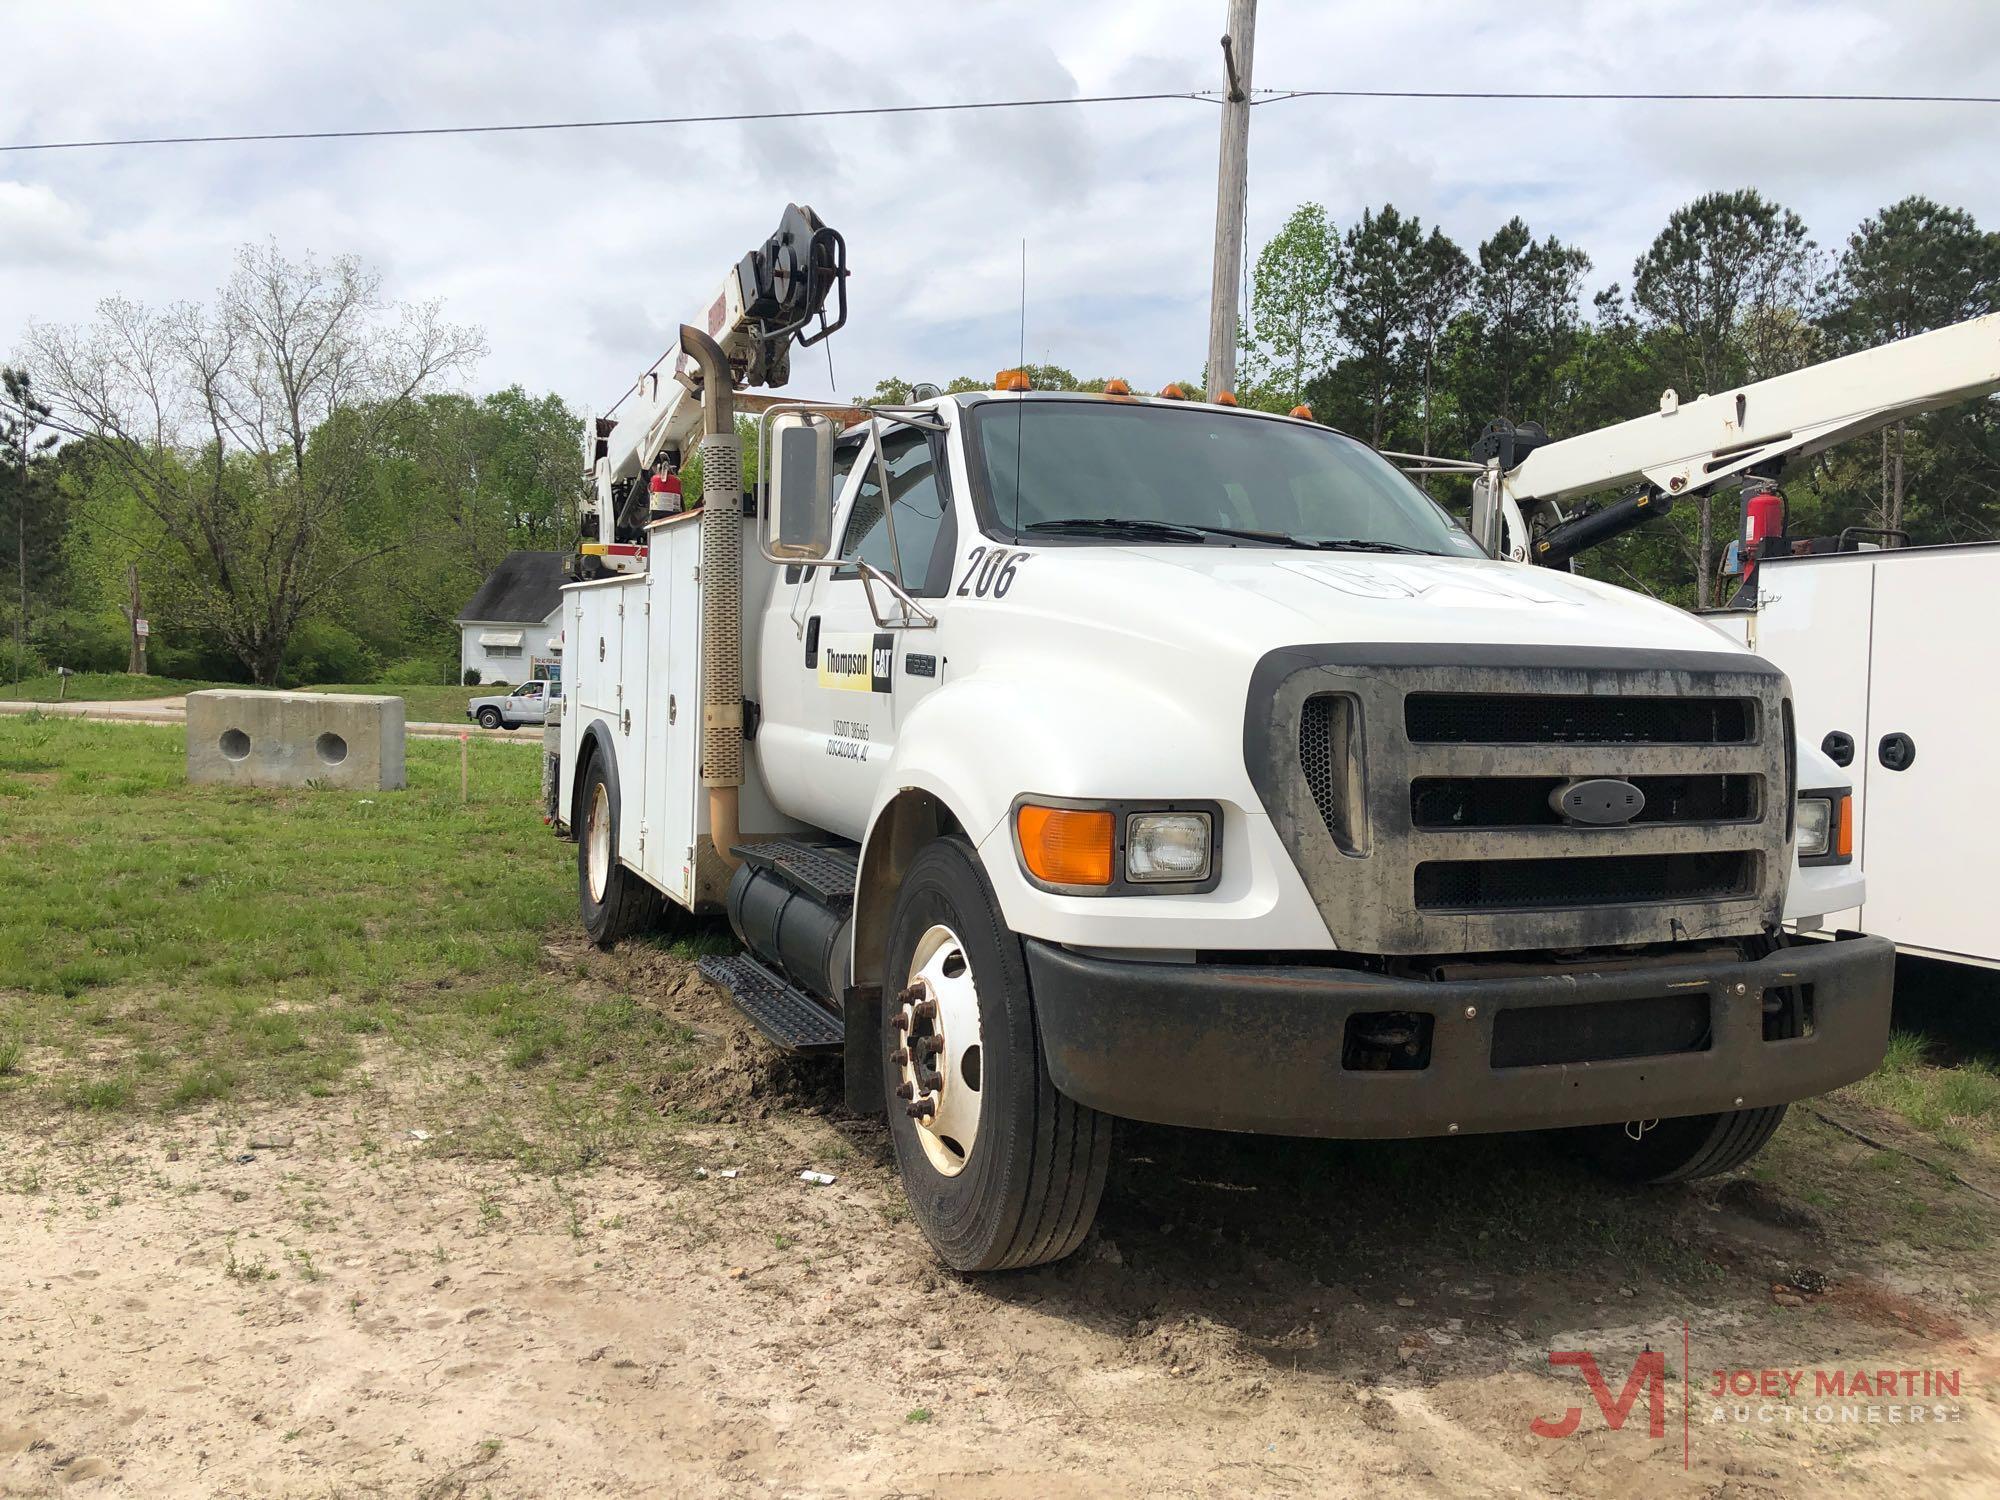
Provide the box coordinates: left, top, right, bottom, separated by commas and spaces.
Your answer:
4, 946, 1999, 1498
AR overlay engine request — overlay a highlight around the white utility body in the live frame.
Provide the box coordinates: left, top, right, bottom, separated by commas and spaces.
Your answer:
1714, 543, 2000, 968
553, 206, 1894, 1272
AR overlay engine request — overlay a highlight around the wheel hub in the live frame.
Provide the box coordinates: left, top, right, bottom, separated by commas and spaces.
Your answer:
895, 924, 982, 1177
586, 782, 611, 903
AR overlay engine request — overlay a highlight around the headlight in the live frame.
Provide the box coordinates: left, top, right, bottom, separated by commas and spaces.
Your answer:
1125, 811, 1213, 883
1012, 798, 1221, 893
1795, 789, 1852, 865
1795, 797, 1833, 859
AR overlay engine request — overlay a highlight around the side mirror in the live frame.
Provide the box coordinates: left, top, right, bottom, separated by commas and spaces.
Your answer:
767, 412, 836, 559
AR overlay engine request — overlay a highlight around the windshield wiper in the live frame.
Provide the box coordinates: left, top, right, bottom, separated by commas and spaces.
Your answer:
1293, 537, 1437, 556
1023, 517, 1287, 546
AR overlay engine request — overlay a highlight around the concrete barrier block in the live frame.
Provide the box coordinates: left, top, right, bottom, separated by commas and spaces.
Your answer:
186, 691, 406, 790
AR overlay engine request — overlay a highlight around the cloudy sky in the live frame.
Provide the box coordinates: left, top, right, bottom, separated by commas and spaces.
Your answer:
5, 1, 2000, 419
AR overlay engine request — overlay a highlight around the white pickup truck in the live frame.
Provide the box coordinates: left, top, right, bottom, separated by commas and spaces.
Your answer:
551, 207, 1891, 1271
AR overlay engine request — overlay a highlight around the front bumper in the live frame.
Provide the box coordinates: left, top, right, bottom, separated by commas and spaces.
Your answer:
1026, 934, 1894, 1139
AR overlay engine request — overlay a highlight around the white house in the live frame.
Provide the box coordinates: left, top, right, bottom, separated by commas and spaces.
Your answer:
456, 551, 564, 687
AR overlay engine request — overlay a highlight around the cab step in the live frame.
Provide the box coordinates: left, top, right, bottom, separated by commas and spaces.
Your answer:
697, 952, 845, 1054
730, 838, 858, 911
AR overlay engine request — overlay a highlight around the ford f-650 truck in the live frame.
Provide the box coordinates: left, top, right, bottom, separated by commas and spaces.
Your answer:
553, 205, 1892, 1271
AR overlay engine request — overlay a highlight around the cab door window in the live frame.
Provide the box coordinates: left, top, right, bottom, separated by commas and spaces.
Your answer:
836, 427, 957, 597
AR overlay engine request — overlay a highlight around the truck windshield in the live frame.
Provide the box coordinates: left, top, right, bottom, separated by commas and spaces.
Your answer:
971, 399, 1484, 557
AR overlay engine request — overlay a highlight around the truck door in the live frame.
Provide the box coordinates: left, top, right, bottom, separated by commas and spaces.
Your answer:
784, 423, 957, 840
1856, 549, 2000, 960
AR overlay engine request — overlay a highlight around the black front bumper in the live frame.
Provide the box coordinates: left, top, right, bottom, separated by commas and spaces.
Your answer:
1025, 934, 1894, 1139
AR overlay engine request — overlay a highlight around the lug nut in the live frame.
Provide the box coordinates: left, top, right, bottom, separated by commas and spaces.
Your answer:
907, 1098, 936, 1120
890, 1047, 910, 1066
920, 1070, 943, 1092
918, 1036, 944, 1059
892, 1012, 911, 1032
898, 983, 926, 1004
895, 1081, 915, 1101
912, 999, 939, 1023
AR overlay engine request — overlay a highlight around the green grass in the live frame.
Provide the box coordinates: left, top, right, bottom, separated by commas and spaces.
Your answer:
1851, 1029, 2000, 1152
4, 673, 492, 727
0, 716, 690, 1144
4, 672, 233, 703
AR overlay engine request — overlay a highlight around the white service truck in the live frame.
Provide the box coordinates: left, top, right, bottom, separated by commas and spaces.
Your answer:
554, 205, 1891, 1271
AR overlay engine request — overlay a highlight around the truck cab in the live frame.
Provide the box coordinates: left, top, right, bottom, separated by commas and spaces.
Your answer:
557, 379, 1892, 1272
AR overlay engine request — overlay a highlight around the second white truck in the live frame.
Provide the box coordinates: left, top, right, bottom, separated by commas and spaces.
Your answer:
554, 205, 1892, 1271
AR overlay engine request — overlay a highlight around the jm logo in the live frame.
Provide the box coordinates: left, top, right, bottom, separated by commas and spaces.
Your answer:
1531, 1350, 1667, 1440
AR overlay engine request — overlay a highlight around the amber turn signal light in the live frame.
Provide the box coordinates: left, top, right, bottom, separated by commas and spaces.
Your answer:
1016, 804, 1114, 887
1836, 794, 1854, 859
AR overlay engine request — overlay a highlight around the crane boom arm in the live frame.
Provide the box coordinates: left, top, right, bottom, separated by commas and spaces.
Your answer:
582, 204, 845, 550
1504, 312, 2000, 510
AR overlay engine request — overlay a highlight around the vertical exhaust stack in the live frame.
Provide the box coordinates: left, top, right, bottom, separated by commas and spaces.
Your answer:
679, 324, 744, 873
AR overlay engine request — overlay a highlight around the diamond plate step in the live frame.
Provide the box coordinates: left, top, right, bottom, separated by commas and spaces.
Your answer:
697, 953, 844, 1054
732, 838, 859, 911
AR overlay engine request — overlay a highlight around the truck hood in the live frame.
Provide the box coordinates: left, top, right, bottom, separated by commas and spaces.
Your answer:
988, 543, 1745, 662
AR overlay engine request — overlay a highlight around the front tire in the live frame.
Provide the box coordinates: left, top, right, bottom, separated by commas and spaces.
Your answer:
477, 707, 503, 730
1574, 1105, 1788, 1184
883, 837, 1111, 1271
576, 752, 661, 948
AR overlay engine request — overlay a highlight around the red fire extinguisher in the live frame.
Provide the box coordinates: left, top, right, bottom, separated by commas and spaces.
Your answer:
1741, 484, 1785, 582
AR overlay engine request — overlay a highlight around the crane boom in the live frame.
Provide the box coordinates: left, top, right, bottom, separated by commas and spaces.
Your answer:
580, 204, 845, 558
1477, 311, 2000, 560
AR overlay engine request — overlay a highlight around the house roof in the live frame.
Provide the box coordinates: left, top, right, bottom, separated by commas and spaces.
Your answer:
456, 551, 565, 625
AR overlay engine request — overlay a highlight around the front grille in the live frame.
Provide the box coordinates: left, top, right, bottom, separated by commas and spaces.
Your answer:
1490, 992, 1711, 1069
1414, 851, 1759, 911
1247, 647, 1789, 955
1410, 774, 1757, 830
1405, 693, 1754, 745
1299, 695, 1344, 840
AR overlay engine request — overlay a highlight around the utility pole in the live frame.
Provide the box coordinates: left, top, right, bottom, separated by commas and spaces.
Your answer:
126, 563, 147, 676
1205, 0, 1257, 399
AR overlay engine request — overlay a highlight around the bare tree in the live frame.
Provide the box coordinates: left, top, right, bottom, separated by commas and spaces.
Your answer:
25, 243, 485, 683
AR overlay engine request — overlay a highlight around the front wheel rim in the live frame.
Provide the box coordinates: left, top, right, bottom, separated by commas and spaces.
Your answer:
586, 782, 612, 903
897, 924, 983, 1177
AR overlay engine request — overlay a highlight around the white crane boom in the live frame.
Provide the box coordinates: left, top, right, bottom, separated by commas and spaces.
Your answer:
579, 204, 845, 559
1463, 312, 2000, 562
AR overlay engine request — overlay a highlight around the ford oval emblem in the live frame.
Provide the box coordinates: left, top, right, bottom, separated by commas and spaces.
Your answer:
1550, 778, 1645, 826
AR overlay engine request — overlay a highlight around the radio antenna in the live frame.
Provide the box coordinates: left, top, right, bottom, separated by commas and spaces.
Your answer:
1013, 237, 1027, 530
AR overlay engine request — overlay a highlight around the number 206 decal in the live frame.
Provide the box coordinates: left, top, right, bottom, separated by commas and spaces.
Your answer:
956, 547, 1029, 598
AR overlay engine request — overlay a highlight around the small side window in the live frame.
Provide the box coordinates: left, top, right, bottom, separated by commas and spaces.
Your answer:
837, 428, 954, 597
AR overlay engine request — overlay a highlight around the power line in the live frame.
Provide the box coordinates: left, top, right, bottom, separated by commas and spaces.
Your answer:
0, 91, 1221, 154
8, 81, 1995, 157
1259, 88, 2000, 105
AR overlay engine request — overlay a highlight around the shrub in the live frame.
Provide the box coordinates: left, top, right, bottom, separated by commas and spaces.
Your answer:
280, 620, 380, 686
381, 652, 452, 685
463, 668, 481, 687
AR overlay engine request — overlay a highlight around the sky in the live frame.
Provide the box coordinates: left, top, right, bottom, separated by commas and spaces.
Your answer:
5, 0, 2000, 422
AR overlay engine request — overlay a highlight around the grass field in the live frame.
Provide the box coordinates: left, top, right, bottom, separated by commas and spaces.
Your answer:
3, 673, 494, 726
0, 714, 699, 1162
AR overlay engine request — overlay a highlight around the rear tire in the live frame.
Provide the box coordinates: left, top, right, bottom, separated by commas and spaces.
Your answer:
576, 751, 662, 948
882, 837, 1111, 1271
1574, 1105, 1788, 1184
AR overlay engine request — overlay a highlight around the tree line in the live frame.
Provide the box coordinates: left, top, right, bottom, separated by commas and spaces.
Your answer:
9, 189, 1999, 686
865, 189, 2000, 608
2, 245, 587, 686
